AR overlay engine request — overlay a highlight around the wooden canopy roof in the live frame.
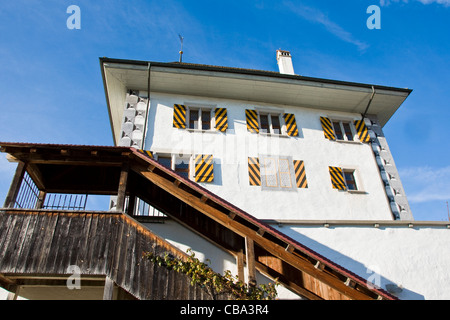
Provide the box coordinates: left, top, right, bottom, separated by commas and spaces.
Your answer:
0, 142, 397, 300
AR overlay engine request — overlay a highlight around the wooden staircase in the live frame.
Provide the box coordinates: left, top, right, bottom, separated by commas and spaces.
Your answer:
0, 142, 398, 300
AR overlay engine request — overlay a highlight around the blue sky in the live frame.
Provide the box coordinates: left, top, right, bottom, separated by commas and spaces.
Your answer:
0, 0, 449, 220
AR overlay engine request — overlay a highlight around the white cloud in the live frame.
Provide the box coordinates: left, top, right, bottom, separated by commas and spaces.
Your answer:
399, 166, 450, 203
417, 0, 450, 5
284, 2, 369, 51
380, 0, 450, 6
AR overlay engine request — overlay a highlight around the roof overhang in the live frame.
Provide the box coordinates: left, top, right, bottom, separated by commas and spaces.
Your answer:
100, 57, 412, 144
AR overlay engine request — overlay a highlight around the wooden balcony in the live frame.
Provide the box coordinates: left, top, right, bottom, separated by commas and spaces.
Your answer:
0, 142, 397, 300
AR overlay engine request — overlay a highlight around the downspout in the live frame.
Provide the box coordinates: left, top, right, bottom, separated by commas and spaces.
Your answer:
142, 62, 151, 149
362, 86, 376, 119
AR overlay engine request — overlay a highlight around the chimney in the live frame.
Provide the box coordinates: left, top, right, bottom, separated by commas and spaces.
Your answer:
276, 50, 295, 75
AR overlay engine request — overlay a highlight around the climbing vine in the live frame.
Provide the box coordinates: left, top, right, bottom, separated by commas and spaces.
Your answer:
144, 248, 278, 300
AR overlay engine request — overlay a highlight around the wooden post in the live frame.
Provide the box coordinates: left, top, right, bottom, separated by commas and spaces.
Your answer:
126, 193, 136, 216
115, 164, 129, 212
245, 237, 257, 286
35, 190, 47, 209
6, 285, 20, 300
3, 161, 26, 208
103, 276, 115, 300
236, 248, 245, 283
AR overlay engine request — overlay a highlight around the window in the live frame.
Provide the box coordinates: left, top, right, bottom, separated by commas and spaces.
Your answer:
156, 154, 214, 183
321, 117, 365, 142
248, 157, 308, 189
246, 110, 300, 136
343, 170, 358, 191
174, 104, 228, 132
156, 154, 190, 180
332, 120, 355, 141
189, 109, 199, 129
329, 166, 363, 192
260, 156, 296, 190
175, 159, 190, 180
157, 156, 171, 169
188, 107, 212, 130
259, 113, 282, 134
201, 110, 211, 130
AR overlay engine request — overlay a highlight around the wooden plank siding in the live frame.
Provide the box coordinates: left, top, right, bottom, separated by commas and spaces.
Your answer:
0, 209, 222, 300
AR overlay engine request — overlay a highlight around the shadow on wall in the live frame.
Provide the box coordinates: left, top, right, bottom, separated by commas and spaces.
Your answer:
274, 225, 425, 300
143, 220, 236, 276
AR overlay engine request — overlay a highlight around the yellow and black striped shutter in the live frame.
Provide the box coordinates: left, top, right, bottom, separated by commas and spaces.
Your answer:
354, 120, 370, 143
329, 166, 347, 190
194, 154, 214, 183
245, 109, 259, 133
283, 113, 299, 137
320, 117, 336, 140
173, 104, 187, 129
215, 108, 228, 132
248, 157, 261, 186
293, 160, 308, 188
136, 149, 154, 159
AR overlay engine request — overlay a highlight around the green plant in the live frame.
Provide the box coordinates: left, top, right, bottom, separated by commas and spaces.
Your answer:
144, 248, 278, 300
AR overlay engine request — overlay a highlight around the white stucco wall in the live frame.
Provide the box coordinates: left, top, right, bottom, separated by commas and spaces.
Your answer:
144, 92, 394, 221
143, 219, 450, 300
144, 220, 301, 300
271, 223, 450, 300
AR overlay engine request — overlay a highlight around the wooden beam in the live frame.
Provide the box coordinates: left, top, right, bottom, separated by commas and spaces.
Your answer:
345, 278, 356, 288
254, 261, 323, 300
8, 153, 125, 167
285, 244, 295, 253
6, 285, 20, 300
134, 166, 382, 300
116, 164, 129, 212
315, 261, 325, 271
35, 190, 47, 209
257, 228, 265, 237
25, 163, 46, 191
245, 237, 257, 287
237, 249, 245, 283
103, 276, 115, 300
3, 161, 26, 208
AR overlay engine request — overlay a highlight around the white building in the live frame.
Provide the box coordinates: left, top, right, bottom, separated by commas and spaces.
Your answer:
100, 51, 450, 300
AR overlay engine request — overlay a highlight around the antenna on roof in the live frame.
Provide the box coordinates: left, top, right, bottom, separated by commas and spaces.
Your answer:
178, 34, 184, 63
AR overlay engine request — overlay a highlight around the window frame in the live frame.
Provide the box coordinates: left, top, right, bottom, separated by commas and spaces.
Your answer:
186, 105, 214, 132
174, 156, 190, 180
330, 119, 358, 142
342, 167, 366, 194
258, 112, 285, 135
156, 153, 192, 180
259, 155, 296, 191
343, 169, 358, 191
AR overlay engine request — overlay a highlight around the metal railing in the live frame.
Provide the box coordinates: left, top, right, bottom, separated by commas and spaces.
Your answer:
43, 193, 88, 210
14, 171, 40, 209
125, 196, 167, 219
12, 171, 165, 217
13, 171, 89, 211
